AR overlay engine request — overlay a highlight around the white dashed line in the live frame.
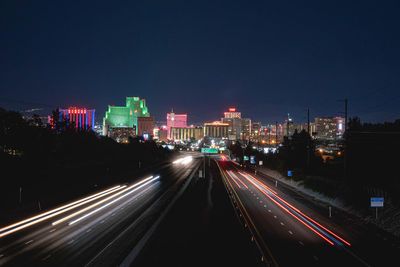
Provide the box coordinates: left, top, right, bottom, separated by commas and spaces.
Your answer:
259, 200, 262, 203
49, 229, 56, 233
25, 240, 34, 245
299, 241, 304, 246
268, 210, 271, 212
100, 220, 105, 224
111, 213, 115, 217
288, 230, 293, 235
67, 240, 74, 245
0, 254, 4, 259
264, 205, 267, 208
86, 229, 92, 233
274, 215, 277, 219
280, 222, 285, 226
42, 254, 52, 261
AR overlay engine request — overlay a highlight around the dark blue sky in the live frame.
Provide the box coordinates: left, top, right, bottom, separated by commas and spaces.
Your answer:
1, 1, 400, 124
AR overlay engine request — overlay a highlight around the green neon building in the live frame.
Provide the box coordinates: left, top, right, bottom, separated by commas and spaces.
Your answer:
103, 97, 150, 135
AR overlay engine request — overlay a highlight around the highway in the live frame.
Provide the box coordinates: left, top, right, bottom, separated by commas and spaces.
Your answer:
0, 154, 200, 267
217, 158, 374, 266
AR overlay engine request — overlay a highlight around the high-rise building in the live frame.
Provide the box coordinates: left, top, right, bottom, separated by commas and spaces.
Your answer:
223, 107, 241, 119
108, 127, 136, 143
170, 126, 203, 141
103, 97, 151, 136
166, 111, 187, 139
289, 123, 315, 136
315, 117, 344, 140
137, 117, 154, 137
221, 108, 251, 141
204, 121, 229, 139
157, 126, 168, 142
53, 107, 95, 131
250, 122, 261, 142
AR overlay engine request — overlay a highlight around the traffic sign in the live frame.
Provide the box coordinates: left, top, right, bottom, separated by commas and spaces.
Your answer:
287, 170, 293, 177
201, 148, 218, 153
371, 197, 384, 207
250, 156, 255, 164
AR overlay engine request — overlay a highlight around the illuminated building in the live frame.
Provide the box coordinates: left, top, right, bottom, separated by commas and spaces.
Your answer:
156, 126, 168, 142
221, 108, 251, 141
204, 121, 229, 139
250, 122, 261, 142
56, 107, 95, 130
103, 97, 150, 136
223, 107, 241, 119
170, 126, 203, 141
166, 111, 187, 139
108, 127, 136, 143
137, 117, 154, 137
315, 117, 344, 140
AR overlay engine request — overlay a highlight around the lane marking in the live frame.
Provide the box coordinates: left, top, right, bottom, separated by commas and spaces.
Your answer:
49, 229, 56, 233
288, 230, 293, 235
299, 241, 304, 246
274, 215, 277, 219
0, 254, 4, 258
268, 210, 271, 212
264, 205, 267, 208
86, 229, 92, 233
280, 222, 285, 226
100, 220, 105, 224
25, 240, 34, 245
67, 240, 74, 245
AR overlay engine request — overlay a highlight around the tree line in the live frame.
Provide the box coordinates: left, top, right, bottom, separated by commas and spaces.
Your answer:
0, 108, 173, 214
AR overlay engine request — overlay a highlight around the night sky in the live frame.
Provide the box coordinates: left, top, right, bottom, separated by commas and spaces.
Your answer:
1, 1, 400, 124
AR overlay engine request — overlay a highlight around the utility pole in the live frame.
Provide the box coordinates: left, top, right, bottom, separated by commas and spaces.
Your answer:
268, 125, 271, 145
307, 108, 310, 135
287, 113, 290, 138
203, 154, 206, 178
307, 108, 310, 168
344, 98, 348, 180
338, 98, 349, 180
344, 99, 348, 132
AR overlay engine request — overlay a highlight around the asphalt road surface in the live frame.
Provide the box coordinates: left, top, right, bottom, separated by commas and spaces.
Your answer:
217, 158, 400, 266
0, 155, 201, 267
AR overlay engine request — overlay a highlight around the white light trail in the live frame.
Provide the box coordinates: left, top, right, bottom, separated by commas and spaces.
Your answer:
69, 176, 160, 225
0, 185, 124, 238
52, 176, 158, 226
173, 156, 193, 165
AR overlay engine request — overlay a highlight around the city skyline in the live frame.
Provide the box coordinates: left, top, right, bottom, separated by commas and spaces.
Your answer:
2, 1, 400, 124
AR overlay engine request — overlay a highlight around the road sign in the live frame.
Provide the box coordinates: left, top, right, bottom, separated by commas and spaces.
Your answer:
259, 161, 263, 166
243, 156, 249, 161
371, 197, 384, 207
250, 156, 255, 164
201, 148, 218, 153
287, 170, 293, 177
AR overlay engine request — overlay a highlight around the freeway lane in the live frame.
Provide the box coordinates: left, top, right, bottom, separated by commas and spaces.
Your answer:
0, 155, 201, 266
217, 160, 370, 266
